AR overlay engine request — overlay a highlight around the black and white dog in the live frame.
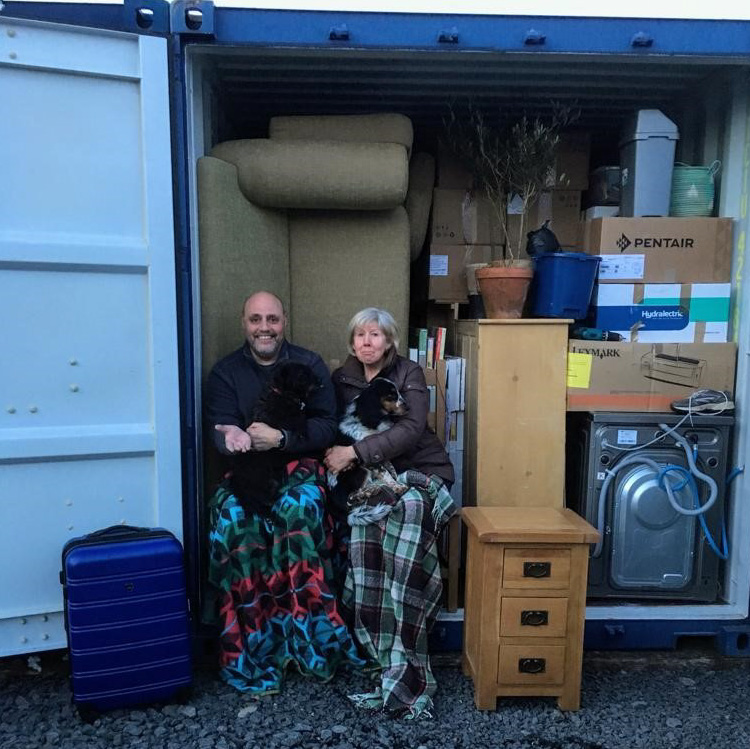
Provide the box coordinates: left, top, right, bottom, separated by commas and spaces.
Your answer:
231, 361, 319, 517
328, 376, 410, 519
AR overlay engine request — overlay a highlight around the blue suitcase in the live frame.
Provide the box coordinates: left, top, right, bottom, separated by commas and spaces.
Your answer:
60, 525, 192, 716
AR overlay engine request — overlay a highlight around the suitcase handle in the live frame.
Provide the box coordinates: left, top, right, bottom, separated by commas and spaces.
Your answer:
89, 524, 152, 536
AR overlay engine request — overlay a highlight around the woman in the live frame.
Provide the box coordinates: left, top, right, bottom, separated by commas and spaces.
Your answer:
325, 307, 457, 719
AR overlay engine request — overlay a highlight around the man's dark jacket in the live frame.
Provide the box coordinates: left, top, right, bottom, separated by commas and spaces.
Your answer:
205, 339, 337, 456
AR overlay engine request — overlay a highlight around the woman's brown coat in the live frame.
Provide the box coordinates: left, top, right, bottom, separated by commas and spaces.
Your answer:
331, 354, 455, 486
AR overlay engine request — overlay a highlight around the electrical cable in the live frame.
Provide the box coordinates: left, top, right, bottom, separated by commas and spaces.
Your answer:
656, 464, 728, 560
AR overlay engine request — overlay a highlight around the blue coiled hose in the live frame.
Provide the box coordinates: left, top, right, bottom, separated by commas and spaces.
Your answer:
593, 424, 718, 559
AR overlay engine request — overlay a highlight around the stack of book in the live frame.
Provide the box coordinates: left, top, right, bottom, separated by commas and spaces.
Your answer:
408, 326, 447, 369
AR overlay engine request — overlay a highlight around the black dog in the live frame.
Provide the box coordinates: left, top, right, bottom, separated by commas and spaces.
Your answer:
231, 361, 319, 517
328, 376, 410, 517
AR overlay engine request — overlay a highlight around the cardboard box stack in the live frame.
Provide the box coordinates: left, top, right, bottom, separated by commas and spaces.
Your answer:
428, 150, 502, 303
506, 133, 590, 251
568, 215, 737, 411
429, 135, 592, 302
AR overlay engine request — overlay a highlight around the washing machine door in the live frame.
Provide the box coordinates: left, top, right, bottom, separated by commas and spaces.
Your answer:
609, 448, 698, 591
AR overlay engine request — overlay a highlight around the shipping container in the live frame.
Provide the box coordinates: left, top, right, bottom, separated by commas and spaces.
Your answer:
1, 0, 749, 657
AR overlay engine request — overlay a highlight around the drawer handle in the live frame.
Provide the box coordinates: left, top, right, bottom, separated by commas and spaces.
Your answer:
521, 610, 549, 627
518, 657, 546, 674
523, 561, 551, 578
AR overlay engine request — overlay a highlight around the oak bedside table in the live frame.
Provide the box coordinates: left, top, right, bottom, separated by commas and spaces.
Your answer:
462, 507, 600, 711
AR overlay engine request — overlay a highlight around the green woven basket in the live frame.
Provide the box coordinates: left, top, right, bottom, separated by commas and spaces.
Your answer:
669, 160, 721, 217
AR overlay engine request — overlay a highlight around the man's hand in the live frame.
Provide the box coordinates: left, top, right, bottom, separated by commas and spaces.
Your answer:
247, 422, 283, 452
324, 445, 357, 475
215, 424, 252, 453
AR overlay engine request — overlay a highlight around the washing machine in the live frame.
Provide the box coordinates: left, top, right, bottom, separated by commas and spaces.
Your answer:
566, 411, 733, 602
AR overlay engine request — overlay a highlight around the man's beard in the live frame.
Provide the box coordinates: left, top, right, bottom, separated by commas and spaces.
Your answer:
249, 334, 282, 362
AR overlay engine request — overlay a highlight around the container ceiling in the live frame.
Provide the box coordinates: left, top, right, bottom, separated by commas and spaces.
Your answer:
196, 47, 740, 148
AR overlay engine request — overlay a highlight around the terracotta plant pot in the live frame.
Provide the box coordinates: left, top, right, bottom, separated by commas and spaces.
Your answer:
475, 265, 534, 319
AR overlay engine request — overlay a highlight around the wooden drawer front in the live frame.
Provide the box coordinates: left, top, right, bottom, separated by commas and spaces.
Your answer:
503, 548, 571, 589
500, 597, 568, 638
498, 645, 566, 686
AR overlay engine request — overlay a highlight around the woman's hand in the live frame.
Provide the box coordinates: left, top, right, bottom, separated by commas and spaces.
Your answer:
324, 445, 357, 475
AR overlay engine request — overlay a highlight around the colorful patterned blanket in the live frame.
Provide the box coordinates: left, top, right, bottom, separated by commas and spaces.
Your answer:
204, 458, 364, 694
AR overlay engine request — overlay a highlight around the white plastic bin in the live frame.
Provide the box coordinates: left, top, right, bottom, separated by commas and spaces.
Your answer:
619, 109, 680, 216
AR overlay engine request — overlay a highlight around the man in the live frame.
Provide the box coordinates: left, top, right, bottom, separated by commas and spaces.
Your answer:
203, 291, 362, 695
206, 290, 337, 458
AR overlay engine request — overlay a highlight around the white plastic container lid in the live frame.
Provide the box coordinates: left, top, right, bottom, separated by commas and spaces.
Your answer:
619, 109, 680, 145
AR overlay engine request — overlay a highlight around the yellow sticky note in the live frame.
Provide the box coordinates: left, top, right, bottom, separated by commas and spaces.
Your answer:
567, 352, 593, 389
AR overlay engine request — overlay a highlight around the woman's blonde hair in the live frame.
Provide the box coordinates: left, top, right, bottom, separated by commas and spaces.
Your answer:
347, 307, 400, 369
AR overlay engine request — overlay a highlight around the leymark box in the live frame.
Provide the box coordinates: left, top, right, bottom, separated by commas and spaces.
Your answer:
591, 283, 731, 343
582, 217, 733, 283
566, 341, 737, 412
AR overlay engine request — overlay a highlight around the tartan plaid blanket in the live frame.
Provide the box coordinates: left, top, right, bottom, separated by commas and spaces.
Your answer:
342, 471, 458, 718
204, 458, 364, 694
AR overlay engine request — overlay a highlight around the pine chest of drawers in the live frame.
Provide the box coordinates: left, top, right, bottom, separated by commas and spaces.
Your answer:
462, 507, 600, 711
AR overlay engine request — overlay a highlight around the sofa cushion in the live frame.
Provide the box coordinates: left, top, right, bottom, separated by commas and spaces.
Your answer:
197, 156, 291, 380
288, 208, 410, 368
211, 139, 408, 211
405, 152, 436, 262
269, 113, 413, 156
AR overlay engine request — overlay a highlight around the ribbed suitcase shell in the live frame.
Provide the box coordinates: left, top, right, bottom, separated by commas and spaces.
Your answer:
61, 526, 192, 712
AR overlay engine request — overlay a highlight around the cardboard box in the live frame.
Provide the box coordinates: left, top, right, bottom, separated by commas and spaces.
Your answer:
431, 188, 503, 246
428, 244, 493, 302
549, 132, 591, 190
436, 134, 589, 191
437, 149, 474, 190
566, 341, 737, 412
591, 283, 731, 343
583, 206, 619, 221
582, 217, 733, 283
507, 190, 582, 250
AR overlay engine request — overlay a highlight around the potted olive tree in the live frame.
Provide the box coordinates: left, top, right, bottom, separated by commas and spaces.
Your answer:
444, 104, 575, 317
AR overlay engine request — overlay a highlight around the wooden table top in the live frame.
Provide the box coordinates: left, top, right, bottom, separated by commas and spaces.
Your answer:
461, 506, 600, 544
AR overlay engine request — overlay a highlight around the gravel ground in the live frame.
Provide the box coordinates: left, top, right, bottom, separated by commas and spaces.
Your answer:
1, 647, 749, 749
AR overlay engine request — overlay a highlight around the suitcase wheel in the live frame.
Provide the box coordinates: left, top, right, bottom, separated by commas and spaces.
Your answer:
175, 686, 193, 705
75, 703, 99, 724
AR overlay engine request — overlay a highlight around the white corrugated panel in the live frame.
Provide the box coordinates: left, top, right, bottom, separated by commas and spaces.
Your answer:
0, 18, 182, 656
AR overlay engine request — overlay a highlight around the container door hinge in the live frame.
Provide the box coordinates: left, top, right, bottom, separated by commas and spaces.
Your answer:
438, 27, 459, 44
122, 0, 171, 35
170, 0, 215, 37
524, 29, 546, 46
631, 32, 654, 48
329, 24, 350, 41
